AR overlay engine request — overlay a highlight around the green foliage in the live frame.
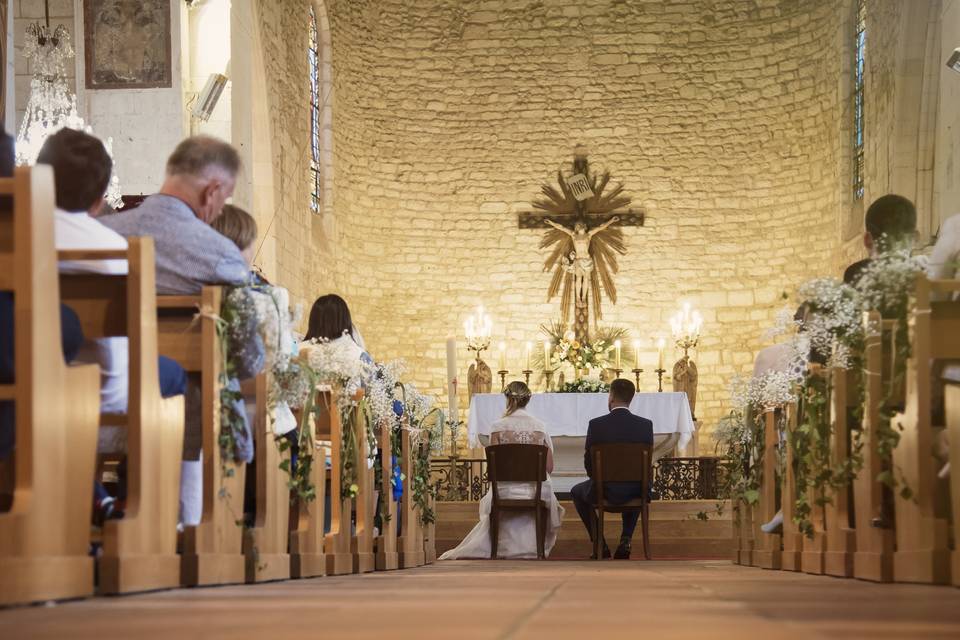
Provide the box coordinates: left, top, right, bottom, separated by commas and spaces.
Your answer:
556, 379, 610, 393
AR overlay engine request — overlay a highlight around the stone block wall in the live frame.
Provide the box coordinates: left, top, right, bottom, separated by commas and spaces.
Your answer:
321, 0, 847, 435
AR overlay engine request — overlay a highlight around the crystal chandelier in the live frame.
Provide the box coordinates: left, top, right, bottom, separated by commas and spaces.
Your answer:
16, 2, 123, 208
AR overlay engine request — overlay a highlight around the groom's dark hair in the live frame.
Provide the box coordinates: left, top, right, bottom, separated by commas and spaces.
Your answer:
609, 379, 635, 405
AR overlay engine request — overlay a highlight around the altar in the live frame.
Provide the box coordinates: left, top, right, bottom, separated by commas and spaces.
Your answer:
467, 392, 696, 492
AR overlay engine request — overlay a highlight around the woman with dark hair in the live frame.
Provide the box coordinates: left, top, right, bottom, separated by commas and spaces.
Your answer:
304, 294, 370, 361
440, 381, 565, 559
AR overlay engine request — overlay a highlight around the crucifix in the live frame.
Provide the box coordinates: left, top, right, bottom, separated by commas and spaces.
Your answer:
517, 145, 645, 342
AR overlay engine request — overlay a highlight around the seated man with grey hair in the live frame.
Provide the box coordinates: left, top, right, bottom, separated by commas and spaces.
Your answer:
102, 135, 261, 527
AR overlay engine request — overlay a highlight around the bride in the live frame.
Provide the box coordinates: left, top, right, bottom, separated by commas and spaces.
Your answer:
440, 381, 565, 559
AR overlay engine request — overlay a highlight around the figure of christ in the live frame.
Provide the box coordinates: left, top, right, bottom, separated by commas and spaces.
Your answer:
544, 216, 620, 305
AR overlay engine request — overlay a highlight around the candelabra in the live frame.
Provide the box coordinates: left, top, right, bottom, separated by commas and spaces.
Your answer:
655, 368, 666, 392
498, 369, 508, 391
523, 370, 533, 386
464, 306, 493, 398
544, 369, 554, 392
632, 368, 644, 388
612, 369, 623, 380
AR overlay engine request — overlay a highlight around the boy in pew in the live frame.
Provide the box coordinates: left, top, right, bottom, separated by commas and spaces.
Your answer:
36, 129, 188, 519
843, 194, 917, 285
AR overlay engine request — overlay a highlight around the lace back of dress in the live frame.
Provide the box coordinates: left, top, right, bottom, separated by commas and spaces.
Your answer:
490, 429, 549, 446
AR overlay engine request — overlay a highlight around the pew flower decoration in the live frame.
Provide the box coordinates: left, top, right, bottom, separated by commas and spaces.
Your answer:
796, 278, 863, 369
854, 250, 928, 321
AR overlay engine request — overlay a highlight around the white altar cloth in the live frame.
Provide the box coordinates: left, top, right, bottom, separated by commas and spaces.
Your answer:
467, 392, 695, 450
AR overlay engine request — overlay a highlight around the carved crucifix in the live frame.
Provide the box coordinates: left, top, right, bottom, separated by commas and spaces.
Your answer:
518, 145, 644, 342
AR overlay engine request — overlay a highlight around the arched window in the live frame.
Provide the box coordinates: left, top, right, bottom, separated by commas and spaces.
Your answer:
851, 0, 866, 201
308, 5, 322, 213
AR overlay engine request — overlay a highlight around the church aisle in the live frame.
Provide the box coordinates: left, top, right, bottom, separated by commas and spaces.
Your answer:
2, 561, 959, 639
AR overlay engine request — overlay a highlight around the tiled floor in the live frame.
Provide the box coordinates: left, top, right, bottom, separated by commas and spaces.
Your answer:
2, 561, 960, 639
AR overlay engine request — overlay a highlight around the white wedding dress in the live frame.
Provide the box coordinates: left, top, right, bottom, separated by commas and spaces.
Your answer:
440, 409, 565, 559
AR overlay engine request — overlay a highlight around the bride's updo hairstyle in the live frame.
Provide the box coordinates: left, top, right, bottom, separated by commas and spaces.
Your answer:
503, 381, 532, 417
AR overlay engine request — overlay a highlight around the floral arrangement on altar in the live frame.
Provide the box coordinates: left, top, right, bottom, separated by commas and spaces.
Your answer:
539, 321, 628, 378
716, 245, 928, 535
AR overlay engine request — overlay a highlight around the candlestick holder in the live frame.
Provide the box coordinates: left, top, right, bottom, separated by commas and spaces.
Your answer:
655, 368, 666, 392
612, 368, 623, 380
544, 370, 554, 392
523, 370, 533, 386
632, 368, 644, 388
498, 370, 508, 391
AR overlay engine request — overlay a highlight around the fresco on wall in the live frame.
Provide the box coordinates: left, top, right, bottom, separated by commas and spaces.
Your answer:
84, 0, 171, 89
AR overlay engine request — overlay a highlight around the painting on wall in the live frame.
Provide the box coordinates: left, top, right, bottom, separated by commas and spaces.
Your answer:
83, 0, 172, 90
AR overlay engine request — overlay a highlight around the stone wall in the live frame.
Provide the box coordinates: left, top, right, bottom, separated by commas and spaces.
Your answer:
323, 0, 847, 436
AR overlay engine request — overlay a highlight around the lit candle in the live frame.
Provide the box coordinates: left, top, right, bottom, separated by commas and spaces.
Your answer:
632, 339, 641, 369
543, 340, 551, 369
446, 336, 459, 420
525, 341, 532, 371
657, 337, 665, 370
498, 341, 506, 370
614, 340, 622, 369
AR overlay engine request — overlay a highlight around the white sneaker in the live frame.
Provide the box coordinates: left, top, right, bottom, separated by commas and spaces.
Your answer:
760, 510, 783, 533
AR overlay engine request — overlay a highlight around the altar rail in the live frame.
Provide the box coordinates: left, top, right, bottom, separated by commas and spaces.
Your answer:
430, 456, 732, 501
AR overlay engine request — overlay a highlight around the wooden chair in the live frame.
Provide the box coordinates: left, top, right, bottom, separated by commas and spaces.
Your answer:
823, 366, 857, 578
486, 443, 550, 559
752, 408, 782, 570
0, 166, 101, 605
374, 420, 399, 571
58, 238, 185, 594
243, 372, 290, 583
780, 403, 803, 571
853, 312, 896, 582
398, 428, 425, 568
890, 276, 960, 584
157, 289, 246, 587
589, 442, 652, 561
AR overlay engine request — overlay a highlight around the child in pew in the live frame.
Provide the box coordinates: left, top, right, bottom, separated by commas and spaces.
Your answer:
36, 129, 188, 519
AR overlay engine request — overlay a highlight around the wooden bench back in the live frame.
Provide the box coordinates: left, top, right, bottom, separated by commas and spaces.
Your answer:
0, 167, 101, 605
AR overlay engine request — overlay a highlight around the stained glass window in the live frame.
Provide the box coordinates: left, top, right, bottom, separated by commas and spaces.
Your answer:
309, 6, 321, 213
852, 0, 866, 201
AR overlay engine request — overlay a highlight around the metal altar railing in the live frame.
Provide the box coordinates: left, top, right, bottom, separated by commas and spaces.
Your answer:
429, 456, 732, 502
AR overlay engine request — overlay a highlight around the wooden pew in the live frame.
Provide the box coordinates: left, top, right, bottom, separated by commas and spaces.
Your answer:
823, 366, 856, 577
352, 410, 375, 574
0, 166, 101, 605
853, 312, 895, 582
375, 419, 399, 571
288, 430, 328, 579
945, 366, 960, 587
398, 429, 425, 568
424, 491, 437, 564
732, 500, 754, 566
243, 372, 290, 583
157, 290, 246, 587
781, 403, 803, 571
315, 389, 354, 576
801, 369, 827, 576
58, 239, 185, 594
752, 409, 782, 570
890, 276, 960, 584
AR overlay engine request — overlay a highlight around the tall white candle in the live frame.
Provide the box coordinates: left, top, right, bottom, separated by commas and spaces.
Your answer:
633, 339, 641, 369
498, 341, 506, 370
543, 340, 551, 370
525, 342, 532, 371
657, 337, 665, 369
615, 340, 622, 369
446, 336, 459, 420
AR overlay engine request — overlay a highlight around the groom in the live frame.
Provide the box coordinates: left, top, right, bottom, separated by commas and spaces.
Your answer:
570, 379, 654, 559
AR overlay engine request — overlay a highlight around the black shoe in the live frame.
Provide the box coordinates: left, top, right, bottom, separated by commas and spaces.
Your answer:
614, 541, 632, 560
590, 544, 612, 560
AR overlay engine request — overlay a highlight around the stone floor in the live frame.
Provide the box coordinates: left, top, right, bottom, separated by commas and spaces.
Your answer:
3, 561, 960, 639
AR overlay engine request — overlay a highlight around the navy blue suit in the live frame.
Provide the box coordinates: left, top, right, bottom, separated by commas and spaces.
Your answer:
570, 407, 654, 543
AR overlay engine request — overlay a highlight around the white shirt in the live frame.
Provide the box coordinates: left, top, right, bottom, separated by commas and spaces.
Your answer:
55, 208, 129, 414
929, 214, 960, 281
